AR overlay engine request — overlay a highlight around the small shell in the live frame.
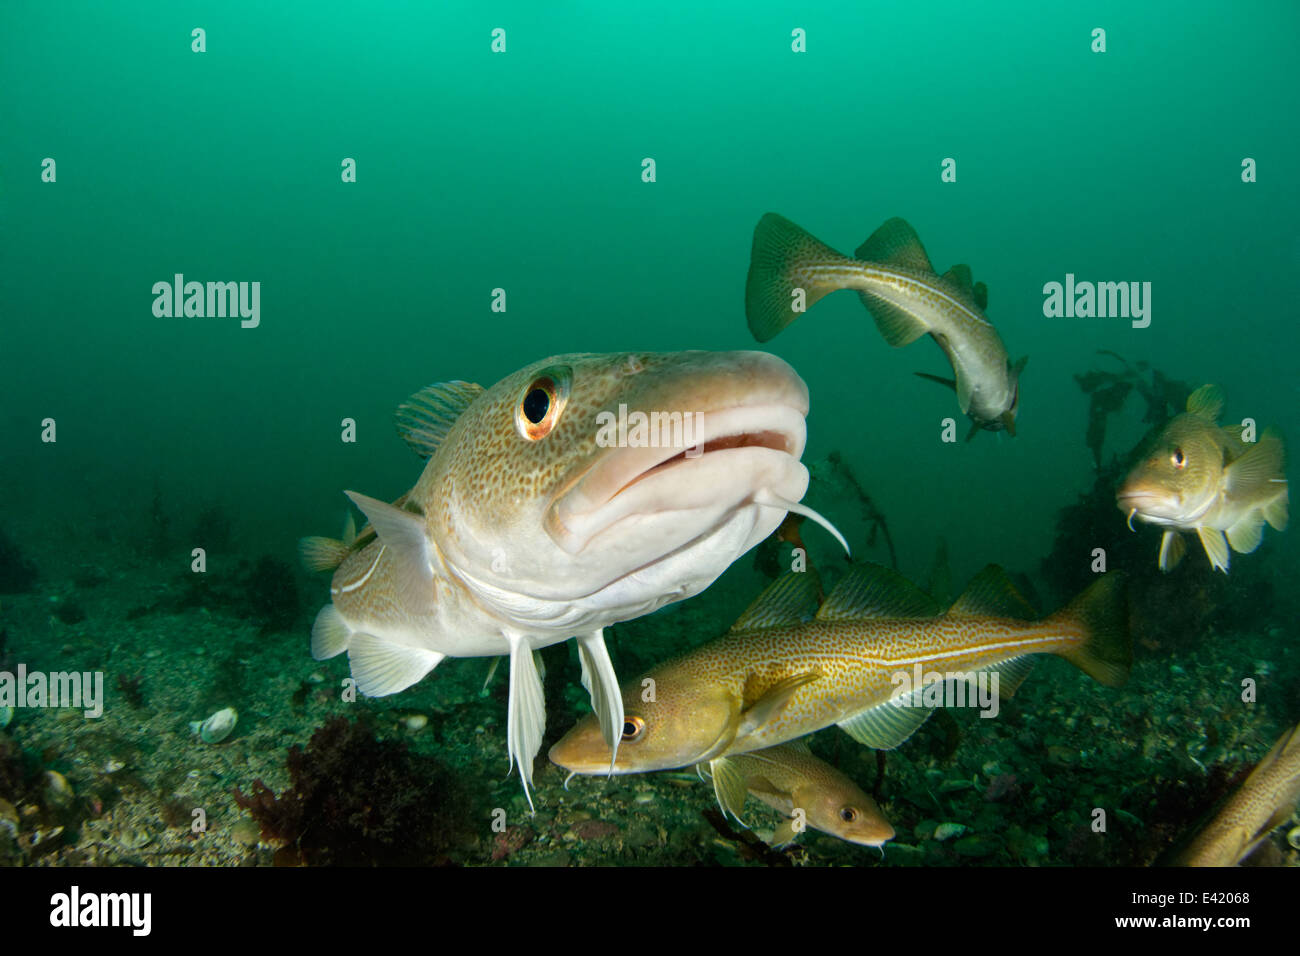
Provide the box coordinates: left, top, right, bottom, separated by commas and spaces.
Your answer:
403, 714, 428, 732
0, 706, 13, 729
191, 707, 238, 744
43, 771, 75, 808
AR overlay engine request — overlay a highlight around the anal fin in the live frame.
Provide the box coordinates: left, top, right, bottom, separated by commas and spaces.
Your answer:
838, 691, 934, 750
347, 633, 444, 696
310, 605, 350, 660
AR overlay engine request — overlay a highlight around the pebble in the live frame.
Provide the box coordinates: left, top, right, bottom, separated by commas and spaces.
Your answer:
633, 793, 655, 805
933, 822, 966, 842
191, 707, 238, 744
403, 714, 428, 732
43, 771, 75, 809
103, 758, 125, 774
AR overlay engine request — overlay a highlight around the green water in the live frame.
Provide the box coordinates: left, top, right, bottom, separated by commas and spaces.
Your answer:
1, 2, 1296, 868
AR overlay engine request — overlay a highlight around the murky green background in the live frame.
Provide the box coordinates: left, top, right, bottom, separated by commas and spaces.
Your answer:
2, 0, 1295, 585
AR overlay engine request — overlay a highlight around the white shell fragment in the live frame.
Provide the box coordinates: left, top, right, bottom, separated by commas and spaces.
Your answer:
190, 707, 238, 744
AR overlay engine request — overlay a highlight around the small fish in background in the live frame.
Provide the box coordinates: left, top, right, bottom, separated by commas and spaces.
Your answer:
745, 213, 1026, 441
706, 740, 895, 849
299, 351, 848, 806
551, 562, 1130, 776
1116, 384, 1288, 572
1171, 721, 1300, 866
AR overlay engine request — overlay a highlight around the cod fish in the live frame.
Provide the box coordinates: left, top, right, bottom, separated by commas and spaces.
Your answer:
1117, 384, 1288, 572
1172, 720, 1300, 866
300, 351, 846, 805
745, 213, 1026, 440
706, 740, 895, 849
550, 562, 1130, 776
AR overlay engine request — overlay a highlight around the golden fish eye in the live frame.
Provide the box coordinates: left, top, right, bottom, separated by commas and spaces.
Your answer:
840, 807, 858, 823
621, 716, 646, 741
515, 367, 571, 441
1171, 447, 1186, 469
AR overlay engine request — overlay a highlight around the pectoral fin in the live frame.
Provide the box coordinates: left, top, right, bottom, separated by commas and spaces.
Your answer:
1196, 527, 1231, 572
1225, 510, 1267, 555
736, 672, 821, 741
577, 629, 624, 774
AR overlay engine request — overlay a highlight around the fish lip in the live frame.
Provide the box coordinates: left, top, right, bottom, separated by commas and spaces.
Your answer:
545, 402, 808, 553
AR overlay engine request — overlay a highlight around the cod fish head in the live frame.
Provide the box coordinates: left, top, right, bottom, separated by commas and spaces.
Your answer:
803, 783, 895, 848
422, 350, 820, 626
1116, 414, 1222, 527
549, 662, 739, 775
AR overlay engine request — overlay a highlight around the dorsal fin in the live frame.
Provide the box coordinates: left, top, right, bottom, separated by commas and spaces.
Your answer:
854, 218, 934, 274
1185, 384, 1224, 424
731, 571, 821, 631
973, 280, 988, 311
939, 264, 982, 312
947, 565, 1038, 620
394, 381, 485, 459
815, 563, 941, 622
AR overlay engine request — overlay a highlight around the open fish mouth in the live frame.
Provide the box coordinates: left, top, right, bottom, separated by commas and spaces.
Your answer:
545, 402, 812, 553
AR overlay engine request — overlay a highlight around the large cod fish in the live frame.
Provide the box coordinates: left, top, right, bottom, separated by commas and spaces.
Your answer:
745, 213, 1026, 440
550, 563, 1130, 777
1117, 384, 1288, 572
301, 351, 844, 805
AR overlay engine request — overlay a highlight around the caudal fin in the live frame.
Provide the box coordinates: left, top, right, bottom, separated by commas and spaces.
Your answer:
745, 213, 854, 342
1052, 574, 1132, 687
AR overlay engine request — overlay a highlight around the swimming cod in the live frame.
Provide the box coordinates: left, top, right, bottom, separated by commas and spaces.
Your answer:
550, 563, 1130, 776
707, 740, 895, 849
1172, 720, 1300, 866
745, 213, 1025, 440
301, 351, 846, 805
1116, 384, 1288, 572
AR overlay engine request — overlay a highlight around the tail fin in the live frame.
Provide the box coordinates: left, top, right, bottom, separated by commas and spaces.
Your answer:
1051, 574, 1132, 687
745, 213, 853, 342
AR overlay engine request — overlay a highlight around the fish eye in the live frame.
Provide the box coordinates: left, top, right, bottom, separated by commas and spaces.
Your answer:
621, 716, 646, 741
515, 367, 571, 441
1171, 447, 1186, 469
840, 807, 858, 822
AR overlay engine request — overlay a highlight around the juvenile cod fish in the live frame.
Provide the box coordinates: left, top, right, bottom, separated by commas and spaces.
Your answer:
706, 740, 895, 849
745, 213, 1026, 440
1116, 384, 1288, 572
550, 563, 1130, 776
300, 351, 846, 805
1172, 720, 1300, 866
